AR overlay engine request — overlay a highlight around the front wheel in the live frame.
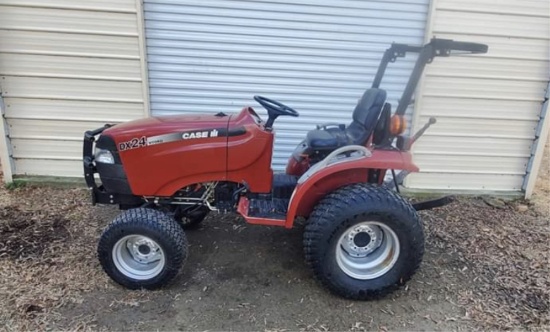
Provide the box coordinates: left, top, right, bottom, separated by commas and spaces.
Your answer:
98, 208, 188, 289
303, 184, 424, 300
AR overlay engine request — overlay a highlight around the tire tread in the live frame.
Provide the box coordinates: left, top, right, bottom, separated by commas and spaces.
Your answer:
97, 208, 187, 290
303, 183, 424, 300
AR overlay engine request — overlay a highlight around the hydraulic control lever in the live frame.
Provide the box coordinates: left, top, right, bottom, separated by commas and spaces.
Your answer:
410, 117, 436, 147
396, 117, 436, 151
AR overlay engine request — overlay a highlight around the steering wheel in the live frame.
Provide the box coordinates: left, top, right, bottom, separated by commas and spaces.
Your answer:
254, 95, 299, 130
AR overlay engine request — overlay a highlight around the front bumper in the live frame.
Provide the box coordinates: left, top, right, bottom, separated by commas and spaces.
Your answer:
83, 125, 142, 206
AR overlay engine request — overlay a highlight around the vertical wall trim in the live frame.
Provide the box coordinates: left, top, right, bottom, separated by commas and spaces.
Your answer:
523, 81, 550, 199
135, 0, 151, 117
403, 0, 437, 188
0, 96, 14, 182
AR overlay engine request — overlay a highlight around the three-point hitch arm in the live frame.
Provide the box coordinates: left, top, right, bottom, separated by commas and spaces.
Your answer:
372, 38, 488, 117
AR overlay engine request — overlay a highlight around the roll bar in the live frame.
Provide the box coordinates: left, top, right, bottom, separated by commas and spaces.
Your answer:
372, 38, 488, 116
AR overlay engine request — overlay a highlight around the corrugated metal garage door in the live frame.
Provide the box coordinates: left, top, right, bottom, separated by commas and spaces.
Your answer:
406, 0, 550, 192
0, 0, 147, 178
144, 0, 429, 169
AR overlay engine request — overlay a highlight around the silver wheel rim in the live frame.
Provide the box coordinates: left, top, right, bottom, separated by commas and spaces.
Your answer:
112, 235, 165, 280
336, 221, 400, 280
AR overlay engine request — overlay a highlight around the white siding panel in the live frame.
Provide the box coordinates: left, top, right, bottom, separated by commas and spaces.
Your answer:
428, 57, 549, 82
2, 77, 143, 103
413, 154, 529, 175
0, 54, 141, 81
419, 116, 538, 140
15, 159, 83, 177
3, 98, 143, 122
144, 0, 429, 170
437, 0, 550, 17
8, 119, 109, 141
408, 173, 525, 191
0, 6, 138, 36
434, 10, 549, 39
423, 76, 546, 101
9, 120, 94, 177
11, 139, 82, 160
0, 30, 140, 59
0, 1, 145, 178
407, 0, 550, 192
420, 97, 542, 121
414, 136, 533, 158
0, 0, 137, 13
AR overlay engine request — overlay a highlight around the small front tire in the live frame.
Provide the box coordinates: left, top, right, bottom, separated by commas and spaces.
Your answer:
304, 184, 424, 300
98, 208, 187, 290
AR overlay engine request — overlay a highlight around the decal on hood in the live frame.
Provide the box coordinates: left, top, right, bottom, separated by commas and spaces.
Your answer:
118, 127, 246, 151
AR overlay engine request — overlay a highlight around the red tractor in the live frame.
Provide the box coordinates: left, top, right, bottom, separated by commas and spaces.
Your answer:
83, 38, 487, 299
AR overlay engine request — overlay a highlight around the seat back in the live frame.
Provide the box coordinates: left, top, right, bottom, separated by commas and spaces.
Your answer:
346, 88, 387, 144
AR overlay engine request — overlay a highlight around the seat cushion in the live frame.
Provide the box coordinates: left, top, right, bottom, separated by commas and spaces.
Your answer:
307, 128, 349, 150
306, 129, 339, 150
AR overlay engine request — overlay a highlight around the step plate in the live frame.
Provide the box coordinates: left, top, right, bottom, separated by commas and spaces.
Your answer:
248, 198, 289, 220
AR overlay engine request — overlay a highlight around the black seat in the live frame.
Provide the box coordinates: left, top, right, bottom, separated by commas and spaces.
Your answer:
306, 127, 347, 150
306, 88, 387, 150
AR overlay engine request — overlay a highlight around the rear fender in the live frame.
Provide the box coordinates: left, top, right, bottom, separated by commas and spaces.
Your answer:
283, 148, 418, 228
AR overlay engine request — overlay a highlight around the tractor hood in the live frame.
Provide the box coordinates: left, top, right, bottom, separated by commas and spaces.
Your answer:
95, 108, 275, 196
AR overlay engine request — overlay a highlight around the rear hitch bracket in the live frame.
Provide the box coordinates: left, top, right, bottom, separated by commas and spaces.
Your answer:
412, 196, 455, 211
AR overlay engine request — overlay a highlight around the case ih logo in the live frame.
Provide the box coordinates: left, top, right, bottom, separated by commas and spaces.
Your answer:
182, 129, 219, 140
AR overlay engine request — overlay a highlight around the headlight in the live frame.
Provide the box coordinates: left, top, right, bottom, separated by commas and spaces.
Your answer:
94, 148, 115, 164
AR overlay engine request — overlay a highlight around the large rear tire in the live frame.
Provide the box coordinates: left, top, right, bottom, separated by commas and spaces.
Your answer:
98, 208, 187, 290
303, 184, 424, 300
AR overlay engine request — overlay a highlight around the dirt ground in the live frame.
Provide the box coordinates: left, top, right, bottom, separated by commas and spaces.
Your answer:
0, 143, 548, 331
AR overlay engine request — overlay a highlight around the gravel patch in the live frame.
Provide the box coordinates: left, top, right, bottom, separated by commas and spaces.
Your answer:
0, 167, 548, 330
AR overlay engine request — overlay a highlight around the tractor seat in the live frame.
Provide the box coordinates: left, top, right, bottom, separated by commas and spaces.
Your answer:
306, 88, 387, 150
306, 127, 348, 150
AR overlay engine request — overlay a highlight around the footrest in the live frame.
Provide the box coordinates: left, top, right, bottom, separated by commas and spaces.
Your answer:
237, 197, 288, 227
248, 198, 289, 220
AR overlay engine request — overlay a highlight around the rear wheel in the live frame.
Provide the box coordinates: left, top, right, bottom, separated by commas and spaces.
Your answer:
303, 184, 424, 300
98, 208, 187, 289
